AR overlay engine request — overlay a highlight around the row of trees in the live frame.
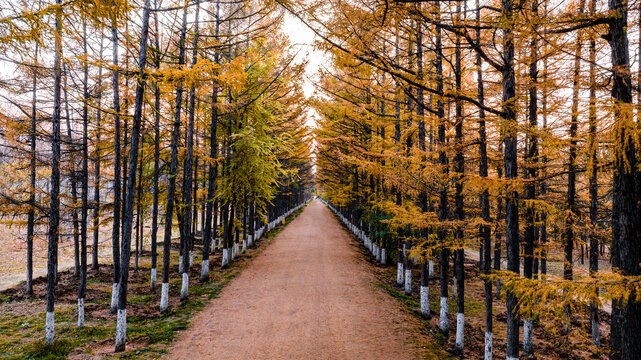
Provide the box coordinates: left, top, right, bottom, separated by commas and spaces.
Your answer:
0, 0, 312, 352
306, 0, 640, 358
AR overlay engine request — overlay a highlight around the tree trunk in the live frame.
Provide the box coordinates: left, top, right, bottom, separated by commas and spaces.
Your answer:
416, 17, 430, 320
92, 35, 104, 271
110, 0, 122, 315
180, 0, 200, 300
435, 1, 449, 336
523, 1, 539, 354
607, 0, 641, 357
588, 0, 600, 347
45, 0, 63, 344
114, 0, 151, 351
454, 5, 465, 353
565, 0, 584, 285
200, 1, 220, 282
77, 15, 90, 330
501, 0, 520, 356
150, 0, 161, 291
476, 1, 492, 357
160, 0, 188, 314
63, 68, 80, 280
26, 39, 39, 296
393, 27, 403, 287
134, 131, 144, 272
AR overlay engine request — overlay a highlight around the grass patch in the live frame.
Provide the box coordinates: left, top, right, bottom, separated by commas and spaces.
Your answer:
129, 294, 153, 305
22, 339, 74, 360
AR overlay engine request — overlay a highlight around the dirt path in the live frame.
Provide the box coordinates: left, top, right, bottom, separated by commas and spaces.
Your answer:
167, 200, 424, 360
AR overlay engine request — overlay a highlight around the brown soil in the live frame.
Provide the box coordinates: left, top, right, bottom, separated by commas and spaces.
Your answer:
167, 200, 425, 360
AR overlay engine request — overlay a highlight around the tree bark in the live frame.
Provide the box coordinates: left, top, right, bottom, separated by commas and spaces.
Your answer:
160, 0, 189, 312
110, 0, 122, 315
476, 1, 492, 357
63, 67, 80, 280
45, 0, 63, 345
114, 0, 152, 352
523, 1, 540, 355
454, 5, 465, 353
77, 15, 90, 330
150, 0, 161, 291
26, 37, 39, 296
180, 0, 200, 300
501, 0, 520, 356
92, 35, 104, 271
435, 0, 449, 336
607, 0, 641, 357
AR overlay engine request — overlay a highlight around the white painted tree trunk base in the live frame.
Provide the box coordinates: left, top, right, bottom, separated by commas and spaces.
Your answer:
455, 313, 464, 353
160, 282, 169, 312
110, 283, 119, 314
189, 251, 194, 268
77, 298, 84, 328
115, 309, 127, 351
420, 286, 430, 317
404, 269, 412, 294
381, 248, 386, 265
45, 311, 54, 345
396, 262, 404, 286
201, 259, 209, 280
428, 260, 434, 279
222, 248, 229, 267
484, 331, 493, 360
150, 268, 157, 290
523, 318, 533, 356
180, 273, 189, 300
179, 256, 184, 274
440, 297, 449, 333
242, 239, 247, 253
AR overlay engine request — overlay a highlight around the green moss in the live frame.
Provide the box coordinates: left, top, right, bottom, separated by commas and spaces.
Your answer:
22, 339, 73, 360
128, 294, 152, 306
76, 325, 113, 340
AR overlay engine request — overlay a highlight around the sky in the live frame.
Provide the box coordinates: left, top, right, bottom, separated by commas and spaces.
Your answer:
281, 13, 323, 169
282, 12, 324, 99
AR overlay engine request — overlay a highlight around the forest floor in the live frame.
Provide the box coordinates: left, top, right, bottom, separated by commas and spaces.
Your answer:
0, 208, 305, 359
345, 233, 611, 358
167, 199, 432, 360
368, 254, 611, 359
